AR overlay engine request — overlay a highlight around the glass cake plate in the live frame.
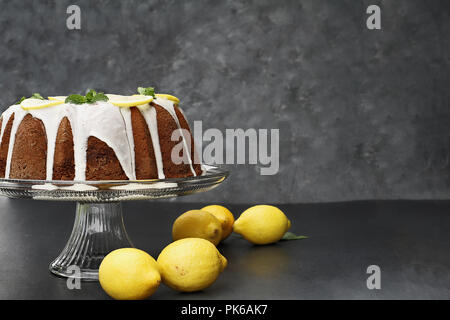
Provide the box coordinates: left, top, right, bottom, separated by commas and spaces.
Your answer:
0, 165, 229, 281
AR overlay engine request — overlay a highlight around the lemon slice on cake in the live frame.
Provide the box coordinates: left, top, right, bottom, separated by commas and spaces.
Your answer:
48, 96, 67, 102
107, 94, 154, 107
20, 98, 64, 110
155, 94, 180, 104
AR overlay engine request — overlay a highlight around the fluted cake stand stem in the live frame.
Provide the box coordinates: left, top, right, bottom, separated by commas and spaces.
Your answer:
49, 202, 133, 281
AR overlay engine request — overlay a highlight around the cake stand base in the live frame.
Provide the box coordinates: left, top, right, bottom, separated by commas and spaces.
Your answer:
49, 202, 133, 281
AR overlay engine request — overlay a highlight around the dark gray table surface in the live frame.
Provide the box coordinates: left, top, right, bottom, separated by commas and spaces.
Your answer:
0, 198, 449, 300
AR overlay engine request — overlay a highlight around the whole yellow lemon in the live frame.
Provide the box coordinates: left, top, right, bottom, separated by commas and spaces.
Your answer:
99, 248, 161, 300
201, 205, 235, 240
157, 238, 227, 292
172, 210, 222, 245
233, 205, 291, 245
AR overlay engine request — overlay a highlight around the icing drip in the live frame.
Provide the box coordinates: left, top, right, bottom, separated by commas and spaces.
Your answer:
119, 107, 137, 180
153, 98, 196, 176
137, 103, 165, 179
0, 98, 199, 181
176, 106, 206, 173
4, 105, 28, 178
69, 102, 136, 180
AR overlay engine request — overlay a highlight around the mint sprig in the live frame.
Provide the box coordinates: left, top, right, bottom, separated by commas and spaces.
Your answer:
15, 93, 45, 104
65, 94, 87, 104
65, 89, 109, 105
15, 97, 26, 105
86, 89, 108, 103
31, 93, 45, 100
137, 87, 156, 98
281, 232, 308, 241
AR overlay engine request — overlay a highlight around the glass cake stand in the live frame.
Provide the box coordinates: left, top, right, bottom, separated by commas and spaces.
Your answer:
0, 165, 228, 281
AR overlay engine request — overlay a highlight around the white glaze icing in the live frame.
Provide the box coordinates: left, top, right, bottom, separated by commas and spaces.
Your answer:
110, 181, 178, 190
3, 105, 28, 178
177, 106, 206, 172
119, 107, 136, 179
154, 97, 196, 176
31, 183, 98, 191
31, 183, 59, 191
60, 183, 99, 191
0, 98, 199, 181
137, 103, 165, 179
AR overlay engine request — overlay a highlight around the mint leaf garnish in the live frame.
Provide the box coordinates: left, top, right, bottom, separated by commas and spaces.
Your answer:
65, 90, 109, 105
90, 91, 108, 103
15, 96, 26, 105
14, 93, 44, 104
281, 232, 308, 241
65, 94, 87, 104
137, 87, 156, 98
31, 93, 45, 100
85, 89, 96, 102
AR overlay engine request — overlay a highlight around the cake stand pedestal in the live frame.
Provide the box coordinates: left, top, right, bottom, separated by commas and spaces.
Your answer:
50, 202, 133, 280
0, 166, 228, 281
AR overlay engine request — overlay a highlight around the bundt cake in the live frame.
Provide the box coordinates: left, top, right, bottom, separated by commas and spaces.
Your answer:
0, 92, 202, 181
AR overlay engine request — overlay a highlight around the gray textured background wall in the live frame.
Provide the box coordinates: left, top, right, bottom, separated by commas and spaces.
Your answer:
0, 0, 449, 203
